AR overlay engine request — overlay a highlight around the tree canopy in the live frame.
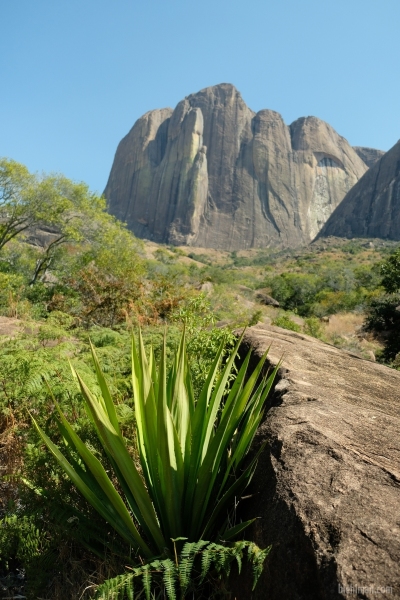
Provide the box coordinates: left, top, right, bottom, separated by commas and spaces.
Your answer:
381, 247, 400, 293
0, 157, 144, 286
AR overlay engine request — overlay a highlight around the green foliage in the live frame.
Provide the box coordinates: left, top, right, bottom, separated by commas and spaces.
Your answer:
266, 272, 321, 314
0, 158, 38, 251
272, 314, 301, 332
187, 252, 211, 264
264, 255, 382, 317
0, 159, 127, 285
0, 317, 273, 593
94, 539, 271, 599
0, 513, 59, 597
362, 247, 400, 363
365, 293, 400, 362
311, 289, 367, 316
154, 248, 176, 264
170, 294, 236, 395
33, 330, 277, 556
303, 316, 324, 339
248, 310, 263, 326
381, 246, 400, 293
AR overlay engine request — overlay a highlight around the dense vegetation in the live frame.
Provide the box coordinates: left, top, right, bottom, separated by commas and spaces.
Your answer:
1, 158, 399, 598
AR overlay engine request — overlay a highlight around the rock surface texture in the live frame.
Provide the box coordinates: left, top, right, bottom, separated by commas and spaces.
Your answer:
320, 140, 400, 240
104, 84, 368, 250
353, 146, 385, 168
235, 324, 400, 599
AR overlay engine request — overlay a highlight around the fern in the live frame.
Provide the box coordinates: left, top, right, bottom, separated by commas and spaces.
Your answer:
179, 540, 208, 593
231, 540, 247, 574
94, 539, 270, 599
161, 558, 178, 600
95, 572, 135, 600
247, 542, 272, 590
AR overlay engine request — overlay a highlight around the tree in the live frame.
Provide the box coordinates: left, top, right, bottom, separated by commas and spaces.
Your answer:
24, 175, 109, 284
0, 158, 39, 250
364, 246, 400, 364
381, 247, 400, 293
0, 158, 145, 287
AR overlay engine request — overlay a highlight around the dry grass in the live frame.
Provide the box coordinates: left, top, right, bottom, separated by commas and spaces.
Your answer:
324, 312, 364, 336
321, 312, 383, 360
0, 317, 22, 338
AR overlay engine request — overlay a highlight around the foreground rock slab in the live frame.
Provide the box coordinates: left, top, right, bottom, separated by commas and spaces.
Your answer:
237, 324, 400, 599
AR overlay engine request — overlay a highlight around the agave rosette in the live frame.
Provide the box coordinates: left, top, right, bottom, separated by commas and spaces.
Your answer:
31, 330, 278, 557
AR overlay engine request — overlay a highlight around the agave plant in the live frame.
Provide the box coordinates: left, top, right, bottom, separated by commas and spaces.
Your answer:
31, 329, 277, 560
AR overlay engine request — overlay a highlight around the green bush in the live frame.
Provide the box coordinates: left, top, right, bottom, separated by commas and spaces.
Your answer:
265, 273, 321, 315
272, 314, 301, 332
311, 289, 367, 316
304, 316, 324, 339
365, 293, 400, 362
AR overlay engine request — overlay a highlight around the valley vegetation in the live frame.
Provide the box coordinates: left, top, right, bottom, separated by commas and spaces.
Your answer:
0, 158, 399, 598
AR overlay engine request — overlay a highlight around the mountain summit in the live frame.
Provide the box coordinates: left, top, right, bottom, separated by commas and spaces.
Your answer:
104, 84, 368, 250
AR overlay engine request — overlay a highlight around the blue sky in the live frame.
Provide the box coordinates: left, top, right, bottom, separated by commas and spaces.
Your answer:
2, 0, 400, 194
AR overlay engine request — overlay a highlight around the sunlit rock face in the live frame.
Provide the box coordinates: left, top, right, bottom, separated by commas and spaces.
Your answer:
104, 84, 368, 250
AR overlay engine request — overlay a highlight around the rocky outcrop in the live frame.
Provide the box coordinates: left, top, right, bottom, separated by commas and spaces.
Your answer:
235, 324, 400, 599
320, 139, 400, 240
104, 84, 367, 250
353, 146, 385, 168
255, 290, 280, 306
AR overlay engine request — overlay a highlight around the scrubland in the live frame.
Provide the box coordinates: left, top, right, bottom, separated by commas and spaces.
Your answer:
1, 160, 399, 598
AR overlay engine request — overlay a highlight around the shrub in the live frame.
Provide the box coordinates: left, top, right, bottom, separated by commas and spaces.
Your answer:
272, 314, 301, 332
365, 293, 400, 362
304, 316, 324, 339
32, 330, 278, 597
265, 273, 321, 315
380, 246, 400, 293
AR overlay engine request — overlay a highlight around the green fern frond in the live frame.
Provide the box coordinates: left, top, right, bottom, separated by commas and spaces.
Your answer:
124, 576, 134, 600
161, 558, 178, 600
248, 542, 272, 590
178, 540, 207, 593
232, 540, 247, 574
141, 564, 151, 600
94, 539, 270, 599
95, 572, 134, 600
199, 542, 216, 583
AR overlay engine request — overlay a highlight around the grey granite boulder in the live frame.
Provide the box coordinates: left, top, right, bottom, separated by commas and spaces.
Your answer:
255, 290, 280, 307
234, 324, 400, 599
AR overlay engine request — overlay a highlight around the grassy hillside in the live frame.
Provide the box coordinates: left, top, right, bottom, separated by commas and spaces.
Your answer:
142, 236, 397, 361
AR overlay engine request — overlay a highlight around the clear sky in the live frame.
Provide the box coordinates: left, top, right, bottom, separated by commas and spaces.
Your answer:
2, 0, 400, 194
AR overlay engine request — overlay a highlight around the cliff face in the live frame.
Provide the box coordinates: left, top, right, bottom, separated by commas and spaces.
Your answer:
320, 139, 400, 240
353, 146, 385, 168
104, 84, 368, 250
